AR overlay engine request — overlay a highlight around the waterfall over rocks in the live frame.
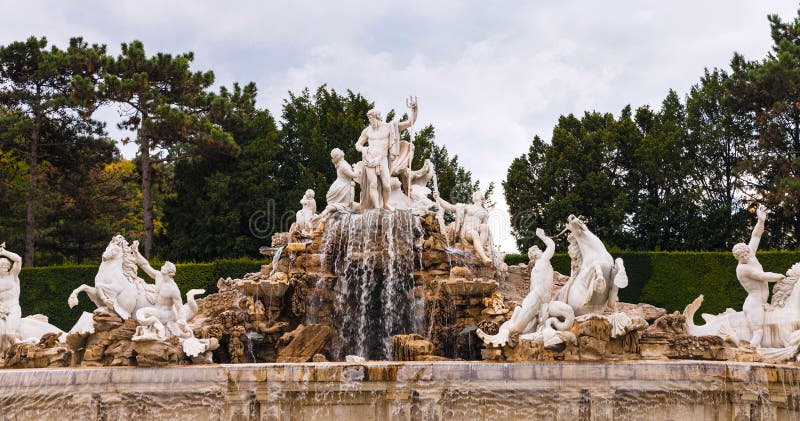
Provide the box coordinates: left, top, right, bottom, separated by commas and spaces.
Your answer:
319, 209, 423, 360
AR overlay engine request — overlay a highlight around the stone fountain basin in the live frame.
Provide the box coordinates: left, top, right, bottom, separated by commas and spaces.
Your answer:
0, 361, 797, 419
441, 278, 499, 297
235, 278, 291, 298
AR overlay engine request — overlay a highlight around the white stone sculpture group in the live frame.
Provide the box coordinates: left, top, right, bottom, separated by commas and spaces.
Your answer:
684, 205, 800, 362
290, 97, 497, 266
67, 236, 213, 357
0, 243, 64, 352
477, 215, 631, 349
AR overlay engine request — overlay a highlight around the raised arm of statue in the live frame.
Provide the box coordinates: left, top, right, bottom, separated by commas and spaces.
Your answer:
536, 228, 555, 261
749, 205, 767, 254
433, 191, 455, 213
132, 241, 159, 280
0, 244, 22, 277
397, 96, 418, 131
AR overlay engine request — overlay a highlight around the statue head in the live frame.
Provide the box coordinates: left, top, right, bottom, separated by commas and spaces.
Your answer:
0, 257, 10, 272
102, 240, 123, 261
732, 243, 752, 263
330, 148, 344, 163
566, 215, 588, 236
160, 261, 176, 278
366, 109, 381, 128
304, 189, 314, 199
528, 245, 542, 263
471, 191, 484, 206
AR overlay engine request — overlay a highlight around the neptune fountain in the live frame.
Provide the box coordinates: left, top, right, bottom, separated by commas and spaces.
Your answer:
0, 98, 799, 419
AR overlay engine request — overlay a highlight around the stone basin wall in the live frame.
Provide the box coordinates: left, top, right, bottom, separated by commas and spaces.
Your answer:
0, 361, 798, 420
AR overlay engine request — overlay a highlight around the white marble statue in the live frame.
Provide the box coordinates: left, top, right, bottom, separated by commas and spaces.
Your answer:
555, 215, 628, 316
477, 229, 564, 347
434, 191, 493, 264
355, 97, 418, 211
325, 148, 360, 212
290, 189, 318, 237
408, 159, 437, 211
130, 244, 203, 341
68, 236, 203, 325
0, 243, 64, 351
684, 206, 797, 352
68, 236, 155, 319
735, 205, 785, 346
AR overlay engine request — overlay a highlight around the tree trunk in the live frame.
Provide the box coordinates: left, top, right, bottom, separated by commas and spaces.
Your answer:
25, 122, 38, 267
24, 99, 42, 267
139, 119, 154, 258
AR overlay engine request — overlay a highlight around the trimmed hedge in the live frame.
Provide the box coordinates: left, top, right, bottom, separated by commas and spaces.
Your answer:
19, 258, 263, 331
504, 251, 800, 319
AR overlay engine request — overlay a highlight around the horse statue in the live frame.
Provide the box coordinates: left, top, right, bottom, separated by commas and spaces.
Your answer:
69, 236, 207, 326
684, 262, 800, 348
555, 215, 628, 316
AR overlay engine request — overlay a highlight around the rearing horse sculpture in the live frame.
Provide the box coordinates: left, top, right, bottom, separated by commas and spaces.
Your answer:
555, 215, 628, 316
68, 237, 154, 320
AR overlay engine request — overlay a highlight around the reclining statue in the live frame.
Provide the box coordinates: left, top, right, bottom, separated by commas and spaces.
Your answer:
0, 243, 64, 351
434, 191, 493, 264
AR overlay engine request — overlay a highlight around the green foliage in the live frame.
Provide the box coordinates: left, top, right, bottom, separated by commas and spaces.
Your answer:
162, 83, 281, 260
81, 39, 239, 256
0, 36, 107, 265
727, 12, 800, 248
18, 258, 264, 330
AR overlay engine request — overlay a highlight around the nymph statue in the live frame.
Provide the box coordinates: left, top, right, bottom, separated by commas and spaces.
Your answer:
0, 243, 64, 351
355, 97, 418, 210
0, 243, 22, 350
434, 190, 493, 264
408, 159, 437, 211
290, 189, 318, 238
325, 148, 359, 212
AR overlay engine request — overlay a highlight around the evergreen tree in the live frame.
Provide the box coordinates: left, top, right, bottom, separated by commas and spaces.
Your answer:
79, 40, 237, 257
0, 36, 105, 265
685, 68, 753, 249
728, 10, 800, 248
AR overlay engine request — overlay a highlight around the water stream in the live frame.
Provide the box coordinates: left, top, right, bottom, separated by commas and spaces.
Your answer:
317, 209, 423, 360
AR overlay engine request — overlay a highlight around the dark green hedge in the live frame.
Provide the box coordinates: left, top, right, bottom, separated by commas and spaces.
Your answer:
19, 258, 263, 331
504, 251, 800, 319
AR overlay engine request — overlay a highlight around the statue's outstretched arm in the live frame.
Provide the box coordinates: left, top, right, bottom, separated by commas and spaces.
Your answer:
536, 229, 555, 261
132, 243, 159, 280
755, 271, 784, 283
0, 247, 22, 277
749, 205, 767, 254
397, 97, 418, 131
434, 193, 456, 212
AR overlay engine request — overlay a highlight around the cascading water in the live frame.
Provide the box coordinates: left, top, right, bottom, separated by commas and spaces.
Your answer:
317, 209, 423, 360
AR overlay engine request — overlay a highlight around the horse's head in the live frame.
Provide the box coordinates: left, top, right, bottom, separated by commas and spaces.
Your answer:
102, 241, 123, 262
566, 215, 588, 237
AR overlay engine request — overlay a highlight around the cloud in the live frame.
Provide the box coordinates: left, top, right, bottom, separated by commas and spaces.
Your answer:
1, 1, 797, 252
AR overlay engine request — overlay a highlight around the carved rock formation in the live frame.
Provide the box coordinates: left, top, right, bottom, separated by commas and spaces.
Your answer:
276, 324, 333, 363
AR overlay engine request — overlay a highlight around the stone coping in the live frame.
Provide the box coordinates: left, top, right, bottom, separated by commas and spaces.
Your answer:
0, 360, 797, 389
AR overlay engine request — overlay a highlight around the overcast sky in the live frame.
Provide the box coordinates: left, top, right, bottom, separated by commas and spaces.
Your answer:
1, 1, 797, 252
